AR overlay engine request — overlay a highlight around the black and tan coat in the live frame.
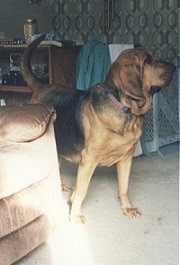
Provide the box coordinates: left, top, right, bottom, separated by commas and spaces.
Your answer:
20, 34, 175, 223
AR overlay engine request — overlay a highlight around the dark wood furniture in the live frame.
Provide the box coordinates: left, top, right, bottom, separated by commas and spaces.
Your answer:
0, 44, 81, 105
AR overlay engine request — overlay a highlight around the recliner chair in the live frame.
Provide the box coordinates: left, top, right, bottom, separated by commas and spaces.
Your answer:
0, 104, 62, 265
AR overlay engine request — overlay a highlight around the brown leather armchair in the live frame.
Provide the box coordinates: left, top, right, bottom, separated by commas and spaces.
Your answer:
0, 104, 62, 265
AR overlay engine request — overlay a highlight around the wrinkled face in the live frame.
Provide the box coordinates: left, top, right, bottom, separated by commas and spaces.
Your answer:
107, 48, 176, 115
143, 54, 175, 87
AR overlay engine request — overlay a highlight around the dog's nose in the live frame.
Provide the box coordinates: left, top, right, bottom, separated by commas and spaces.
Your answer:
164, 62, 176, 85
166, 62, 176, 74
170, 63, 176, 72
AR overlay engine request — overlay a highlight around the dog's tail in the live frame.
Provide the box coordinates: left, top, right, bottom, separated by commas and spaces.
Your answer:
20, 34, 46, 101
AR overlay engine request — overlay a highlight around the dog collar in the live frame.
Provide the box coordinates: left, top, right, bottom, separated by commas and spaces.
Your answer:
104, 89, 131, 114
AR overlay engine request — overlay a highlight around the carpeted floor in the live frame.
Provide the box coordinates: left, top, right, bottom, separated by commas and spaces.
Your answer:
14, 144, 179, 265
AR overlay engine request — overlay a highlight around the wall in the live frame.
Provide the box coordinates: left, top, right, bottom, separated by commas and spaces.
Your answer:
50, 0, 179, 60
0, 0, 178, 60
0, 0, 51, 39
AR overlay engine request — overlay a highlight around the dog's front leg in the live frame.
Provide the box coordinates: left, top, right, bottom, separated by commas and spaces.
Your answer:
117, 159, 142, 217
69, 153, 97, 223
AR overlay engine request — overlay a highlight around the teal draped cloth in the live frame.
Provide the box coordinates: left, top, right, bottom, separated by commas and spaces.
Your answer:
76, 40, 111, 90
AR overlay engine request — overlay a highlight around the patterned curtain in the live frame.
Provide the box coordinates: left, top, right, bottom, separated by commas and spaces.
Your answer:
50, 0, 178, 60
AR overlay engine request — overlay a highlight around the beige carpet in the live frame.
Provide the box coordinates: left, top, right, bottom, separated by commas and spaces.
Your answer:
14, 144, 179, 265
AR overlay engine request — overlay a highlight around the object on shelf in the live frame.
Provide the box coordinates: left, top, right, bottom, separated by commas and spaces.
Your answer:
24, 19, 38, 43
0, 39, 25, 46
0, 67, 2, 84
29, 34, 77, 47
10, 53, 21, 71
0, 98, 6, 106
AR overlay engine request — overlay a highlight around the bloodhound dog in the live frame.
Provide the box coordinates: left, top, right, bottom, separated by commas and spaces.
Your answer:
20, 34, 175, 223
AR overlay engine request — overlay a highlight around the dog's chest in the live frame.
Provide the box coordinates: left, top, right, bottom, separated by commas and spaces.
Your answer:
99, 128, 141, 166
85, 114, 143, 167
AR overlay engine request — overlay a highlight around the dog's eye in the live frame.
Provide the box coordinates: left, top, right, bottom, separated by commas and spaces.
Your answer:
144, 56, 153, 65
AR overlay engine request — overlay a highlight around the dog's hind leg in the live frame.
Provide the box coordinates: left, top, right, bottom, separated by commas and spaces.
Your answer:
69, 152, 98, 223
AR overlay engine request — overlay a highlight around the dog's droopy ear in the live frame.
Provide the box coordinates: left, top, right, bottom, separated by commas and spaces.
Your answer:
108, 61, 145, 107
120, 63, 145, 103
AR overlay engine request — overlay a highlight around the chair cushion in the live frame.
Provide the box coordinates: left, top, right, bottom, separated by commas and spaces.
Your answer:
0, 104, 56, 144
0, 114, 58, 199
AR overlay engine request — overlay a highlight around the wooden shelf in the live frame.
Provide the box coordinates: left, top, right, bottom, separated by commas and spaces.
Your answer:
0, 44, 81, 105
0, 85, 31, 93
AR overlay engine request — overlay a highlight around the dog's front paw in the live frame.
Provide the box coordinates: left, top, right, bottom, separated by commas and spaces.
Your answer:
69, 214, 86, 224
123, 207, 142, 217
